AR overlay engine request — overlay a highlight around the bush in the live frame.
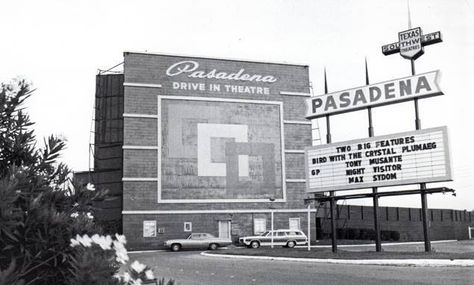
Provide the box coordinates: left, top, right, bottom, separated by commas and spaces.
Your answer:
346, 228, 356, 239
336, 228, 346, 239
335, 228, 402, 241
352, 228, 361, 240
391, 231, 400, 241
380, 230, 390, 241
359, 228, 375, 240
0, 80, 173, 284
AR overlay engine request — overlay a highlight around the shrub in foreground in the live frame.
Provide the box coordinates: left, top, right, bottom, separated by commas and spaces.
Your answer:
0, 79, 174, 284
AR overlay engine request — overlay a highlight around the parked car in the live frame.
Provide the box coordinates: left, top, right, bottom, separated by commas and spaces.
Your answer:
164, 233, 232, 252
239, 229, 308, 248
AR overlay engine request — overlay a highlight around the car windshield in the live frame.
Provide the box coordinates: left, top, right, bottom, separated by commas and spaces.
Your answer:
260, 231, 270, 236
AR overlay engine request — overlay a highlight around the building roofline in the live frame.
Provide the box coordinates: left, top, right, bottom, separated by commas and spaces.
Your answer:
123, 50, 309, 67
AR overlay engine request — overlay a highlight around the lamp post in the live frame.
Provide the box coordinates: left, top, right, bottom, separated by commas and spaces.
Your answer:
271, 211, 274, 248
268, 197, 275, 248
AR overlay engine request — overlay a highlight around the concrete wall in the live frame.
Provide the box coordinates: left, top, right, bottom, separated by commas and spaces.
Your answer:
318, 204, 473, 242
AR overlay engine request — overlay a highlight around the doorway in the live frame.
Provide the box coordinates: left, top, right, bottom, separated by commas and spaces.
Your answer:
218, 220, 231, 239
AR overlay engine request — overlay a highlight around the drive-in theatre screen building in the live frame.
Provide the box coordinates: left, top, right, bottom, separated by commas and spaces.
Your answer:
87, 52, 472, 250
91, 52, 313, 249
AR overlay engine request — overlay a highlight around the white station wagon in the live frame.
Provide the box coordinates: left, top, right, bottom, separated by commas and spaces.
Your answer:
239, 229, 308, 248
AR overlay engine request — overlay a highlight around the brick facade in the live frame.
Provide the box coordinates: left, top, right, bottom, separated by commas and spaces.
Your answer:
121, 52, 313, 249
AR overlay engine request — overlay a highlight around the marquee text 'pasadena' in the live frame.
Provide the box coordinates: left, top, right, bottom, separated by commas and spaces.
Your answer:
166, 61, 278, 83
305, 70, 443, 118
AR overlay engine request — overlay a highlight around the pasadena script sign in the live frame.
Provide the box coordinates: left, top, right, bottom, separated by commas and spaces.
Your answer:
305, 70, 443, 119
166, 60, 278, 83
304, 126, 451, 193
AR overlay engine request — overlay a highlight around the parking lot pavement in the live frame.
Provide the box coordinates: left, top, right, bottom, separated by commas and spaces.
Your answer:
129, 249, 474, 285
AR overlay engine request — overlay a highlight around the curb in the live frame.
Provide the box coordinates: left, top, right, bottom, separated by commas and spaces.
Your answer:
295, 239, 459, 249
200, 252, 474, 267
128, 249, 167, 254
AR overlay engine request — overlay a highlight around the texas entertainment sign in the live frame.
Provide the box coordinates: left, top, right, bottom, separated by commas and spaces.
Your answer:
305, 127, 451, 193
305, 70, 443, 119
399, 27, 423, 59
382, 29, 442, 57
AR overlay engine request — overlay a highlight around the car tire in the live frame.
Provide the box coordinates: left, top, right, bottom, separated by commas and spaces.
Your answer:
250, 241, 260, 249
171, 243, 181, 252
209, 243, 218, 250
287, 241, 296, 248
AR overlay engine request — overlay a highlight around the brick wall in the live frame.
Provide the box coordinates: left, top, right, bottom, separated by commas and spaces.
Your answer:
121, 52, 314, 248
124, 211, 315, 250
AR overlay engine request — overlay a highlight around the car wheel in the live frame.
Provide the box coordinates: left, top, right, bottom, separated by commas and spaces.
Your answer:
209, 243, 218, 250
250, 241, 260, 249
171, 243, 181, 252
287, 241, 296, 248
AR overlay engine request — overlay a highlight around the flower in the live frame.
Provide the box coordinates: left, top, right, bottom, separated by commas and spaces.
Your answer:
131, 260, 146, 273
104, 235, 113, 248
122, 272, 131, 283
115, 233, 127, 245
131, 278, 143, 285
70, 212, 79, 218
73, 202, 79, 207
86, 212, 94, 219
70, 237, 81, 247
145, 269, 154, 280
113, 240, 129, 264
86, 183, 95, 191
91, 234, 112, 250
77, 234, 93, 247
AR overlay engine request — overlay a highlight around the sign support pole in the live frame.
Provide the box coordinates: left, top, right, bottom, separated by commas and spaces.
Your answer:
365, 59, 382, 252
307, 204, 311, 251
411, 58, 431, 252
329, 190, 337, 253
369, 111, 382, 252
381, 25, 443, 253
327, 115, 337, 254
324, 69, 338, 254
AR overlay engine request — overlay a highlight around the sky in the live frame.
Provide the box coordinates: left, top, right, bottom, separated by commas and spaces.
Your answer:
1, 0, 473, 210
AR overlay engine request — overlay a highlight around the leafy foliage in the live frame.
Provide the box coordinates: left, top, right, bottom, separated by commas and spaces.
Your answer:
0, 80, 174, 285
0, 80, 36, 175
0, 79, 106, 284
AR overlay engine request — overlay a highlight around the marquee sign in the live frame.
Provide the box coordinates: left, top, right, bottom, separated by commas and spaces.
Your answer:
305, 126, 451, 193
305, 70, 443, 119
